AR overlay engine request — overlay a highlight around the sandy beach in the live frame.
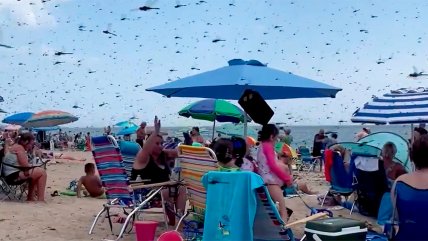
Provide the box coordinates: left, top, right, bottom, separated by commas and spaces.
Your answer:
0, 150, 379, 241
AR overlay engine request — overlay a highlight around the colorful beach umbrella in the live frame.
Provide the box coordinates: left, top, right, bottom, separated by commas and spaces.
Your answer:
179, 99, 250, 123
351, 87, 428, 124
2, 112, 34, 125
147, 59, 342, 100
22, 110, 78, 128
178, 99, 251, 139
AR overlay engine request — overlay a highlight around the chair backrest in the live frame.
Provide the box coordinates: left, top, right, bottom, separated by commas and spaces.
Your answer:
91, 136, 133, 204
201, 171, 292, 241
118, 140, 141, 177
395, 181, 428, 240
352, 155, 388, 217
298, 146, 311, 156
329, 152, 355, 193
254, 186, 293, 241
176, 145, 217, 219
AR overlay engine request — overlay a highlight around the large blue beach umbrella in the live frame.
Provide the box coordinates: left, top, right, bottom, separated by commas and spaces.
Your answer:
147, 59, 342, 100
147, 59, 342, 136
351, 87, 428, 124
2, 112, 34, 125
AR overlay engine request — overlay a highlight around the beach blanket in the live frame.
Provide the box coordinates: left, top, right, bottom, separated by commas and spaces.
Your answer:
202, 171, 264, 241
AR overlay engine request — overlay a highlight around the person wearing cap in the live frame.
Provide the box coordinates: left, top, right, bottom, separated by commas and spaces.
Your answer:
356, 127, 371, 141
135, 121, 147, 148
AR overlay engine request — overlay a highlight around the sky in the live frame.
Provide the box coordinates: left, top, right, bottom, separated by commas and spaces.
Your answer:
0, 0, 428, 127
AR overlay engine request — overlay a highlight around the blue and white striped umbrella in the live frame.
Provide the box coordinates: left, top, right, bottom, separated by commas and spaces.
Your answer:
351, 87, 428, 124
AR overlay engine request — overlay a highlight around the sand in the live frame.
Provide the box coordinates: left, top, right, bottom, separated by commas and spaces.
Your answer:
0, 150, 380, 241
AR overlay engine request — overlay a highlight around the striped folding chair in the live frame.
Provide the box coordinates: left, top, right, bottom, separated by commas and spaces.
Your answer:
254, 186, 295, 241
89, 135, 172, 241
175, 145, 217, 240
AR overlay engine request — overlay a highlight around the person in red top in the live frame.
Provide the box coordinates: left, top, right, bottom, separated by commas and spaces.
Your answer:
85, 132, 91, 151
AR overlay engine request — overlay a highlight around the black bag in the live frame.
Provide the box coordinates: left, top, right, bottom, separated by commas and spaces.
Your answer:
238, 89, 274, 125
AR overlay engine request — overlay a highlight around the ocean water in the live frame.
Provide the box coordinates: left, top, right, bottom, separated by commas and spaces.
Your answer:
60, 124, 413, 148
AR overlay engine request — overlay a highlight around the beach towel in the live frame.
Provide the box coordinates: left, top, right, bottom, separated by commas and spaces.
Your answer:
202, 171, 264, 241
354, 156, 379, 172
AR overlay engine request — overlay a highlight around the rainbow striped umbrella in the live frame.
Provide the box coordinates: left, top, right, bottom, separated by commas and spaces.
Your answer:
23, 110, 78, 128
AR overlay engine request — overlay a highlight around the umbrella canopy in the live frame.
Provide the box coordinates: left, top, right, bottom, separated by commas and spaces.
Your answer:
352, 87, 428, 124
147, 59, 342, 100
2, 112, 34, 125
178, 99, 250, 123
117, 126, 138, 135
331, 132, 411, 172
114, 121, 138, 128
4, 124, 22, 131
23, 110, 78, 128
358, 132, 410, 171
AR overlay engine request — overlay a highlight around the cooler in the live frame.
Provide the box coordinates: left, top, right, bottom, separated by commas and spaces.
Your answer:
304, 218, 367, 241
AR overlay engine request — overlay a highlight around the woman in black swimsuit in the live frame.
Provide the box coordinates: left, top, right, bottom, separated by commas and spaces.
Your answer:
131, 116, 186, 224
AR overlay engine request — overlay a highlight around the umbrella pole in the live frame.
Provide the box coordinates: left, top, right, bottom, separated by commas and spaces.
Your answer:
212, 120, 216, 140
244, 113, 248, 138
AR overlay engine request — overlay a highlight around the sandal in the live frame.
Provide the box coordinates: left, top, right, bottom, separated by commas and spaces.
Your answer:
50, 190, 60, 197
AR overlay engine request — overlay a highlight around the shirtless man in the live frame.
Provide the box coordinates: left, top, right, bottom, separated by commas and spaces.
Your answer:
136, 121, 147, 148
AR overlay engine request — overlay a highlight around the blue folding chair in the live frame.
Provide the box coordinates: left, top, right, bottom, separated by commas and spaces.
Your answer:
321, 150, 357, 214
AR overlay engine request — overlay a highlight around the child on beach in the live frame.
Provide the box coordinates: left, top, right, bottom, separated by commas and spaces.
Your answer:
77, 163, 104, 198
257, 124, 293, 221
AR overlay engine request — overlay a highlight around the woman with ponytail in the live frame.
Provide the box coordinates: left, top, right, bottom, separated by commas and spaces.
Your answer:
257, 124, 292, 221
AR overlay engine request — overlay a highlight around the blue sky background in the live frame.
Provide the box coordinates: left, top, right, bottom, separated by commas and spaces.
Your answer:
0, 0, 427, 127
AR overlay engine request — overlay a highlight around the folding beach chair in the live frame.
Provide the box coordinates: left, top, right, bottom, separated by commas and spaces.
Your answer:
88, 135, 176, 240
202, 171, 328, 241
0, 161, 28, 201
175, 145, 217, 240
321, 150, 357, 214
117, 140, 141, 177
296, 146, 321, 173
0, 151, 49, 201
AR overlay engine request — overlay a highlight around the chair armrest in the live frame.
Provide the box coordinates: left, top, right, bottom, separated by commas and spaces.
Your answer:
130, 180, 181, 190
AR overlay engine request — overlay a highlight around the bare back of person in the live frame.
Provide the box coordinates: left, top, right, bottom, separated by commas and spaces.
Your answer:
80, 175, 104, 197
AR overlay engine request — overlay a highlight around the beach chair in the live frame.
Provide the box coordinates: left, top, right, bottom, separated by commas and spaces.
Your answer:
117, 140, 141, 177
389, 181, 428, 241
88, 135, 175, 240
0, 161, 28, 201
175, 145, 217, 240
354, 156, 388, 218
296, 146, 321, 172
0, 152, 49, 201
202, 171, 328, 241
321, 150, 357, 214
